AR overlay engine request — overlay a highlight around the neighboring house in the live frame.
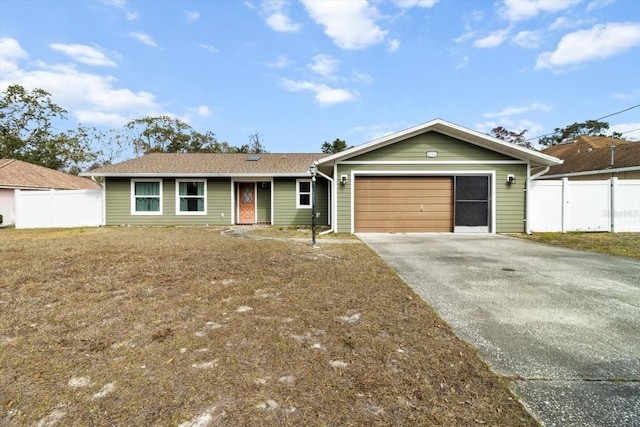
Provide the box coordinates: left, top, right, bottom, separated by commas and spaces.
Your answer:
0, 159, 102, 226
82, 119, 561, 234
535, 136, 640, 180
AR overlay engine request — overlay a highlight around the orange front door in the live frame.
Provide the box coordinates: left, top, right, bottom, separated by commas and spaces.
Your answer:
238, 182, 255, 224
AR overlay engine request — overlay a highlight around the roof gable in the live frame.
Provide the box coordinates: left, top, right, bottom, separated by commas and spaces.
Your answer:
81, 153, 327, 177
319, 119, 562, 167
0, 159, 101, 190
346, 131, 517, 162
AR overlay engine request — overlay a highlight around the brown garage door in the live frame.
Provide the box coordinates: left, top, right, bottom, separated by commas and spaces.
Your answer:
355, 176, 453, 232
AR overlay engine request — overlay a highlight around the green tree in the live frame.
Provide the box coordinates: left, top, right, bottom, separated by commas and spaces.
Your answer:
0, 84, 98, 172
125, 116, 220, 155
491, 126, 532, 149
321, 138, 350, 154
538, 120, 623, 146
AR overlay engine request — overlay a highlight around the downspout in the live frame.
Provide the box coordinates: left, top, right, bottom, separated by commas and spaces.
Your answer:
317, 170, 334, 235
526, 165, 550, 235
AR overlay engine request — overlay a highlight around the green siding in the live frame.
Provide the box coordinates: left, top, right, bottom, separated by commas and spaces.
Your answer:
105, 177, 232, 225
273, 177, 329, 226
335, 163, 528, 234
256, 182, 271, 223
349, 131, 514, 162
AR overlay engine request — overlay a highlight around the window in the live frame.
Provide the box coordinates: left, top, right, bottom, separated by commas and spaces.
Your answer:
296, 179, 312, 208
132, 179, 162, 215
177, 180, 206, 215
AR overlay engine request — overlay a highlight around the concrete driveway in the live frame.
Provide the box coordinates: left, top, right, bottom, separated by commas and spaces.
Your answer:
358, 233, 640, 427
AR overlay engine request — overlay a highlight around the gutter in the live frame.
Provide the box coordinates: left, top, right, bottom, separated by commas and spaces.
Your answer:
535, 165, 640, 179
316, 170, 335, 235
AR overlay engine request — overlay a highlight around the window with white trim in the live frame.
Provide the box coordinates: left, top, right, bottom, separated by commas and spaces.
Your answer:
131, 179, 162, 215
176, 180, 206, 215
296, 179, 312, 209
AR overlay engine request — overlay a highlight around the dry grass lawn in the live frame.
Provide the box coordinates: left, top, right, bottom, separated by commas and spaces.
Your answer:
1, 227, 536, 426
517, 232, 640, 260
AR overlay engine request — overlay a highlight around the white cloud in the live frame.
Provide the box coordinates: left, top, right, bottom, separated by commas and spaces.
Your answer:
484, 103, 552, 118
308, 54, 339, 78
261, 0, 300, 32
267, 55, 293, 68
102, 0, 137, 20
0, 38, 28, 74
395, 0, 439, 8
474, 28, 511, 48
50, 43, 116, 67
102, 0, 126, 8
455, 55, 469, 70
197, 105, 211, 117
536, 22, 640, 70
186, 10, 200, 22
199, 44, 219, 54
610, 122, 640, 141
352, 70, 373, 84
266, 12, 301, 32
300, 0, 387, 50
512, 30, 542, 48
129, 32, 158, 47
1, 39, 162, 127
387, 39, 401, 53
500, 0, 582, 22
587, 0, 614, 11
281, 79, 356, 105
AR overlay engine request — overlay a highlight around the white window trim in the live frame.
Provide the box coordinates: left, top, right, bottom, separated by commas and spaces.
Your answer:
296, 179, 312, 209
176, 179, 207, 216
131, 179, 163, 215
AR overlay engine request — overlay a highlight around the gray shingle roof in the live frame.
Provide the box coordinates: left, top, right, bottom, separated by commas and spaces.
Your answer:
82, 153, 328, 177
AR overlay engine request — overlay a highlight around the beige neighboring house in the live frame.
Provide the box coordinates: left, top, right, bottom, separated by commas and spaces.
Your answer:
0, 159, 101, 226
535, 136, 640, 180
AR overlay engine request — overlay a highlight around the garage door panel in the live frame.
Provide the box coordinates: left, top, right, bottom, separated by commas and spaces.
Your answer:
355, 177, 453, 232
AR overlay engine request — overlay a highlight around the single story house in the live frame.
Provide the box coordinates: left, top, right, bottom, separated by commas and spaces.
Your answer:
82, 119, 562, 234
0, 159, 101, 226
534, 136, 640, 180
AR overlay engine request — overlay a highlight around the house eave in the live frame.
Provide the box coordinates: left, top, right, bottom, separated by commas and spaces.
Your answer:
80, 172, 312, 178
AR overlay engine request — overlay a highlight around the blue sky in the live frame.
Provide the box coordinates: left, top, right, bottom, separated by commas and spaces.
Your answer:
1, 0, 639, 160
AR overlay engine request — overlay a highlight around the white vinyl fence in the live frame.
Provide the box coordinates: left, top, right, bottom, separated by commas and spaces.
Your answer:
15, 189, 103, 229
529, 178, 640, 232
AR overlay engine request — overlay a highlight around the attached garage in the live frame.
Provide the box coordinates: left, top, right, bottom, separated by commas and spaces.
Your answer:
317, 119, 562, 234
354, 176, 453, 232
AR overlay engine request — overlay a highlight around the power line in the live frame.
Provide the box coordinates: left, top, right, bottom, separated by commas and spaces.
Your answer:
596, 104, 640, 121
525, 103, 640, 143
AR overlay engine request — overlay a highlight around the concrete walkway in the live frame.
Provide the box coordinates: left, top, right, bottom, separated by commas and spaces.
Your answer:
359, 233, 640, 427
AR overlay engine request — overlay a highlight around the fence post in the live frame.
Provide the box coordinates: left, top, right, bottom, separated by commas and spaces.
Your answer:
561, 178, 569, 233
610, 177, 617, 233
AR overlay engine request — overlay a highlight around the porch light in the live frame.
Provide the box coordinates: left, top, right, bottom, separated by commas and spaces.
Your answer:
507, 174, 516, 185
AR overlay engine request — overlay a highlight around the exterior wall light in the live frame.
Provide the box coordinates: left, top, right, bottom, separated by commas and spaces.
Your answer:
340, 174, 347, 185
507, 174, 516, 185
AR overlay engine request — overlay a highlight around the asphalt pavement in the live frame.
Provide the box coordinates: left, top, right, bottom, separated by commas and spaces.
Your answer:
358, 233, 640, 427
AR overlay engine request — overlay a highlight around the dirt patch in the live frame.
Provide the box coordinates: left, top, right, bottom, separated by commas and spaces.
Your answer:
1, 226, 536, 426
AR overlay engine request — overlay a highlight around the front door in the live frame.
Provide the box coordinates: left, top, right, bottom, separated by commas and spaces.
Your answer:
238, 182, 255, 224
